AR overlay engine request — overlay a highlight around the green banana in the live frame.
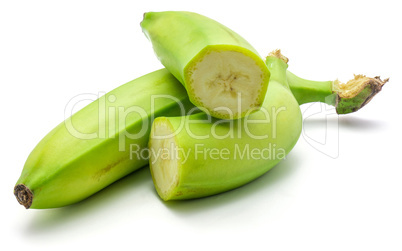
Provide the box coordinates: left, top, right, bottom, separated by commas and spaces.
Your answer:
14, 69, 196, 209
14, 8, 387, 208
147, 49, 388, 201
141, 11, 270, 120
148, 52, 302, 200
15, 52, 386, 208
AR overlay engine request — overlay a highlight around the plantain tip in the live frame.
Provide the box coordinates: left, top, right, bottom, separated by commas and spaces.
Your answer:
14, 184, 33, 209
335, 75, 389, 114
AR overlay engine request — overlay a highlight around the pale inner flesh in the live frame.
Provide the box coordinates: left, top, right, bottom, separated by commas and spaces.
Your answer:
149, 121, 179, 199
189, 50, 264, 118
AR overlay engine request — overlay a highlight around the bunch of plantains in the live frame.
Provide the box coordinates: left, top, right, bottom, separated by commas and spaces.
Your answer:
14, 11, 387, 209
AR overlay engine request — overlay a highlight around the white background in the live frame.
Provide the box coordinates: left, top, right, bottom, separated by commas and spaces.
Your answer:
1, 0, 401, 250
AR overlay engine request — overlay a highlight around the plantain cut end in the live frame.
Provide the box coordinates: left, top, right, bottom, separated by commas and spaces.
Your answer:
187, 45, 269, 119
148, 118, 180, 201
14, 184, 33, 209
335, 75, 389, 114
